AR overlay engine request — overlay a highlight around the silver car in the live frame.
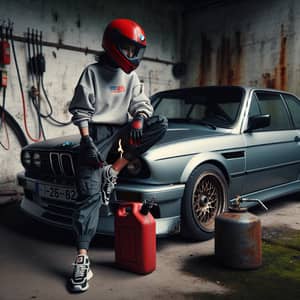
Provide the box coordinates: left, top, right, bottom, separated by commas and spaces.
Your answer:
17, 86, 300, 241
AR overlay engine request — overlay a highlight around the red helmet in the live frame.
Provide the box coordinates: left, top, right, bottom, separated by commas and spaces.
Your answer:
102, 19, 147, 73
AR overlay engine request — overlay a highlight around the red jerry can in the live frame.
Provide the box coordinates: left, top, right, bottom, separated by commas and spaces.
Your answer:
114, 202, 156, 274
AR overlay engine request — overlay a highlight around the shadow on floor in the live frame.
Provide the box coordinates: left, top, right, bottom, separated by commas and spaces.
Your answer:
0, 199, 196, 253
0, 201, 115, 250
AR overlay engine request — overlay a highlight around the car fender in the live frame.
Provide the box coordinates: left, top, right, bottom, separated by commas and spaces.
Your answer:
180, 152, 229, 183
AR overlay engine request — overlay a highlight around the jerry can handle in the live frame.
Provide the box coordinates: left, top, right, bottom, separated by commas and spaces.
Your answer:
117, 202, 140, 217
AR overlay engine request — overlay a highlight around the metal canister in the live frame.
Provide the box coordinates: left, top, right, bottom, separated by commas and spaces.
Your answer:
215, 200, 262, 269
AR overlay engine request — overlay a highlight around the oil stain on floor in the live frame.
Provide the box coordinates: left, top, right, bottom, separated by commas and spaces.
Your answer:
181, 226, 300, 300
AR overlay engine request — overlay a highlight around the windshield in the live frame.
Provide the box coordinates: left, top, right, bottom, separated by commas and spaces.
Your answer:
152, 86, 244, 129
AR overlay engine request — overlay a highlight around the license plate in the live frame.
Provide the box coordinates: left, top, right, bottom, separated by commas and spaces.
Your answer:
39, 183, 77, 201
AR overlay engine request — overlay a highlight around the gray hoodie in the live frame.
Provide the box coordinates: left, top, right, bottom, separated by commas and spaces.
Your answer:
69, 62, 153, 128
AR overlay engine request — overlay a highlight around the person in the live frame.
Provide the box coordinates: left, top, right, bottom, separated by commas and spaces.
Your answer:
67, 18, 168, 292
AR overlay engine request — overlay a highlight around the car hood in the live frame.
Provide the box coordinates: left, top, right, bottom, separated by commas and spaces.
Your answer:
143, 123, 231, 160
157, 124, 227, 145
22, 135, 81, 152
22, 124, 229, 154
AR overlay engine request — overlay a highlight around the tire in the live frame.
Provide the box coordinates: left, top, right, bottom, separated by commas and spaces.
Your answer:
181, 163, 228, 241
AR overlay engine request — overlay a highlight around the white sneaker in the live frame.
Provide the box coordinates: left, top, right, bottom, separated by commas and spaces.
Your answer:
102, 165, 118, 205
69, 254, 93, 293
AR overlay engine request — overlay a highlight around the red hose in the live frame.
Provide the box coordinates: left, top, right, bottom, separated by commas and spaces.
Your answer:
20, 88, 42, 142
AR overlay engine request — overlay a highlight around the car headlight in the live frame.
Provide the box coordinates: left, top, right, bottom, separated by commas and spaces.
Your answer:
126, 158, 143, 176
32, 152, 41, 167
22, 151, 31, 167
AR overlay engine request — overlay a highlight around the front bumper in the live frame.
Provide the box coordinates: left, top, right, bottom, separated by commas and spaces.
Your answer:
17, 172, 185, 236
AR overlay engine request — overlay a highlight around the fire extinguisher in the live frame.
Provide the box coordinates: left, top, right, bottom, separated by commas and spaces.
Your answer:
0, 24, 11, 66
0, 23, 10, 88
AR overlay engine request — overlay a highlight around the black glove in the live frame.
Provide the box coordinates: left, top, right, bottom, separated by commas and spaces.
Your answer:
130, 114, 145, 145
79, 136, 103, 167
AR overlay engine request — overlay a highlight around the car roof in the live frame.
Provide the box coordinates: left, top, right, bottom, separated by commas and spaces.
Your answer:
150, 86, 244, 99
150, 85, 299, 100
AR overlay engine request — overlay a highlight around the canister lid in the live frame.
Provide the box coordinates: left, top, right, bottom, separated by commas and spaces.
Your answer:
228, 206, 248, 212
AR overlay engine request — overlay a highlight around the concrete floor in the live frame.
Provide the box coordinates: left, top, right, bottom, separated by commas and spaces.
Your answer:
1, 193, 300, 300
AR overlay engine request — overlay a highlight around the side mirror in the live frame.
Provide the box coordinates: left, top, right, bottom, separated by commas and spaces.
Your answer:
245, 114, 271, 132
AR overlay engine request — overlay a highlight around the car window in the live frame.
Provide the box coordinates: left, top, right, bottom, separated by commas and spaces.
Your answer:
254, 92, 292, 131
153, 87, 244, 128
154, 97, 192, 119
283, 94, 300, 129
249, 93, 261, 117
188, 104, 206, 119
219, 102, 240, 120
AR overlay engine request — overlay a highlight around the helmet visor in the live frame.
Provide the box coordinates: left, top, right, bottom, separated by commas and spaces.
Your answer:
119, 42, 145, 65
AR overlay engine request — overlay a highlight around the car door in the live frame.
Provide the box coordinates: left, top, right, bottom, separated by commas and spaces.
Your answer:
243, 91, 300, 194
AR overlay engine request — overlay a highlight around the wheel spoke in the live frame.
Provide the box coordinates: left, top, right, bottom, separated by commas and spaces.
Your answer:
191, 174, 225, 231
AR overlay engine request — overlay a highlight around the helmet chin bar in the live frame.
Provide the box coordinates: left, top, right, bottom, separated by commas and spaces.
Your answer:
107, 44, 145, 73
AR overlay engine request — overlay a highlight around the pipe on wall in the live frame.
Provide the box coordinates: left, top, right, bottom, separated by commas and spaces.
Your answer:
11, 34, 177, 65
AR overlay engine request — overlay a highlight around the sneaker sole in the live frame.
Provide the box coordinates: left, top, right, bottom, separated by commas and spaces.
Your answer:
87, 269, 93, 281
69, 270, 93, 293
70, 282, 89, 293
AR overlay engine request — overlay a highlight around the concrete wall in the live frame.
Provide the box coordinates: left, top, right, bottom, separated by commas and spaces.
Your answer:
5, 0, 300, 185
0, 0, 182, 184
181, 0, 300, 96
